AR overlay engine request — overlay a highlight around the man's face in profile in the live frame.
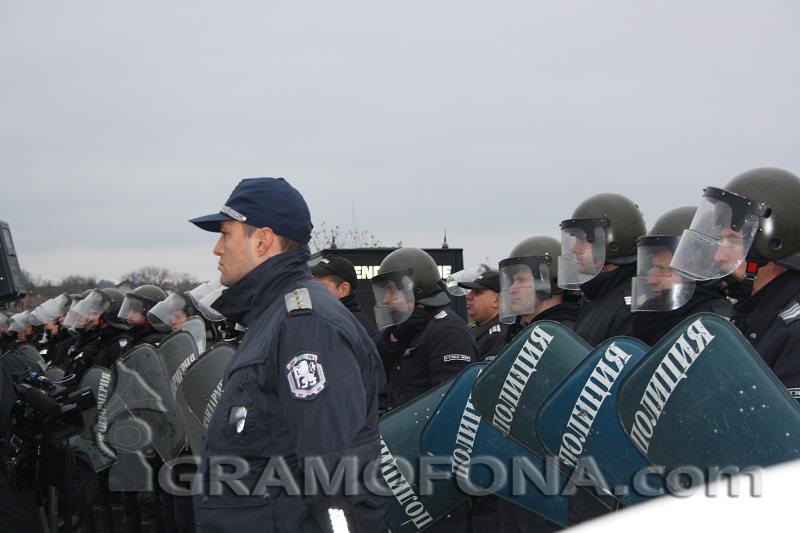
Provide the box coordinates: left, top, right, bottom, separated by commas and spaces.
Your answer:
382, 280, 412, 314
508, 266, 536, 313
570, 230, 600, 274
646, 249, 684, 295
713, 226, 747, 280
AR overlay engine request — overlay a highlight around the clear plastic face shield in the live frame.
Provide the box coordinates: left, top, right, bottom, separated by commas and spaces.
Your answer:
670, 187, 767, 281
558, 218, 609, 289
9, 312, 29, 333
371, 269, 415, 330
498, 256, 552, 324
445, 264, 490, 296
118, 295, 148, 326
189, 281, 226, 322
148, 292, 190, 332
631, 236, 696, 312
64, 290, 110, 330
34, 294, 70, 327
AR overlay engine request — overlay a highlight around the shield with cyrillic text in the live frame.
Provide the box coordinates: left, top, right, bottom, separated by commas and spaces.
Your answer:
379, 379, 466, 533
471, 321, 592, 456
618, 313, 800, 473
537, 337, 655, 506
175, 342, 235, 456
421, 363, 571, 527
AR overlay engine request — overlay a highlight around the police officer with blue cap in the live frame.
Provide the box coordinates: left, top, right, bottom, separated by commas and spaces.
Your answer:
189, 177, 388, 532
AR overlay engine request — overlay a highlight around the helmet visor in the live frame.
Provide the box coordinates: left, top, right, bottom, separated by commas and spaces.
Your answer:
631, 237, 695, 312
670, 188, 762, 281
35, 294, 70, 324
148, 292, 189, 332
9, 312, 28, 333
193, 282, 226, 322
446, 264, 489, 296
118, 295, 147, 325
64, 290, 109, 329
498, 257, 552, 324
371, 270, 415, 330
558, 221, 607, 289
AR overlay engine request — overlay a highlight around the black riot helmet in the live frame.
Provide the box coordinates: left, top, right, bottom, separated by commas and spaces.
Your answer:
498, 236, 561, 323
632, 206, 697, 312
371, 247, 449, 330
671, 167, 800, 281
558, 193, 646, 289
100, 288, 129, 328
118, 284, 167, 326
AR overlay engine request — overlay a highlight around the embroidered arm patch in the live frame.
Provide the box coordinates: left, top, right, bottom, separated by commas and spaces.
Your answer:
442, 354, 471, 364
286, 353, 326, 399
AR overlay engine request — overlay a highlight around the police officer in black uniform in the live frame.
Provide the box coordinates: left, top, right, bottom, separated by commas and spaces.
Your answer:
0, 313, 13, 354
371, 247, 477, 411
454, 269, 507, 361
371, 246, 475, 532
671, 167, 800, 400
189, 177, 387, 532
496, 235, 580, 533
630, 206, 732, 345
311, 253, 377, 337
118, 285, 169, 348
558, 193, 646, 347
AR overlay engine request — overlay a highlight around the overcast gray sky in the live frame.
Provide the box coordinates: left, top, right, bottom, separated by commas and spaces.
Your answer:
2, 0, 799, 283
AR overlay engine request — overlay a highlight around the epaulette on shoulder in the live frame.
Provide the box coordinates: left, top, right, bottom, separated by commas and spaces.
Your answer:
285, 287, 313, 316
779, 301, 800, 325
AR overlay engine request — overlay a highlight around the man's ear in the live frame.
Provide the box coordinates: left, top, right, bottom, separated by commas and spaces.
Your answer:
492, 293, 500, 310
253, 227, 277, 258
337, 281, 352, 299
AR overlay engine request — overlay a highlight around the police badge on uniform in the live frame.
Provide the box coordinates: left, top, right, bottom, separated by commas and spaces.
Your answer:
286, 353, 326, 399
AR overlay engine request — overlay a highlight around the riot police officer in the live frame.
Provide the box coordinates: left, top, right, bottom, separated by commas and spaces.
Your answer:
671, 167, 800, 399
118, 285, 168, 347
630, 206, 732, 345
558, 193, 646, 346
0, 313, 10, 353
189, 177, 387, 532
372, 247, 477, 411
311, 253, 377, 336
496, 235, 580, 533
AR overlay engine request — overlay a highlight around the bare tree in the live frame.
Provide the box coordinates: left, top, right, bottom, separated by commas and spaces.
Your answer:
121, 265, 200, 291
58, 274, 99, 295
310, 222, 382, 252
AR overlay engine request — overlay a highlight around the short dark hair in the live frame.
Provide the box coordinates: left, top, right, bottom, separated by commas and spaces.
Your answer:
243, 224, 305, 252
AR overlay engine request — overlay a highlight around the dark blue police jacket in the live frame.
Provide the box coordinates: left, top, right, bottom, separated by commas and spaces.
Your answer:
193, 250, 387, 532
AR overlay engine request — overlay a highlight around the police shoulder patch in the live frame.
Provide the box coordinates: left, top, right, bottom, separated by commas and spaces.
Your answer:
788, 387, 800, 400
286, 352, 326, 399
442, 353, 471, 364
779, 301, 800, 325
285, 288, 313, 315
434, 310, 448, 320
624, 296, 632, 307
488, 324, 502, 335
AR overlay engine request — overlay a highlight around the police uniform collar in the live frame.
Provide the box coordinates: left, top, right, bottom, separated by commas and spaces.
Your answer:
471, 314, 500, 337
734, 270, 800, 335
579, 263, 635, 301
340, 292, 362, 313
214, 249, 311, 327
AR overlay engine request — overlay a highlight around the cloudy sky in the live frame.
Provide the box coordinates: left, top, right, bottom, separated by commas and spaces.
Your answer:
2, 1, 798, 284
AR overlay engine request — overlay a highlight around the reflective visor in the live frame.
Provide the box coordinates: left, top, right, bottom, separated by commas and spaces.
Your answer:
446, 264, 489, 296
498, 256, 552, 324
118, 295, 148, 325
558, 218, 608, 289
148, 292, 190, 332
371, 269, 415, 330
670, 187, 764, 281
64, 290, 109, 329
631, 236, 695, 312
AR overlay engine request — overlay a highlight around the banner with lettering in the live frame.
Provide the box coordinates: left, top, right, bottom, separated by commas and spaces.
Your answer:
379, 380, 467, 532
618, 313, 800, 472
421, 363, 571, 527
537, 337, 654, 506
471, 321, 592, 457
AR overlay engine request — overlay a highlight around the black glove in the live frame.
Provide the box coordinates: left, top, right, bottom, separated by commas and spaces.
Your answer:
390, 307, 431, 345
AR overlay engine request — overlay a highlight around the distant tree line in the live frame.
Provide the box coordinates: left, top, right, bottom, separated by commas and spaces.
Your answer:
19, 266, 201, 298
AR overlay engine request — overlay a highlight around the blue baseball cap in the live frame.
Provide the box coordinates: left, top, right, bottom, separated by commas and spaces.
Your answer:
189, 177, 313, 244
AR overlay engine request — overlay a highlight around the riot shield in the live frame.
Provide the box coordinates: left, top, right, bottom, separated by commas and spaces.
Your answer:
175, 342, 235, 455
617, 313, 800, 485
69, 365, 117, 473
420, 363, 571, 527
378, 379, 466, 532
104, 344, 184, 463
537, 337, 654, 506
179, 316, 208, 355
157, 329, 201, 400
471, 321, 592, 457
3, 343, 47, 373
